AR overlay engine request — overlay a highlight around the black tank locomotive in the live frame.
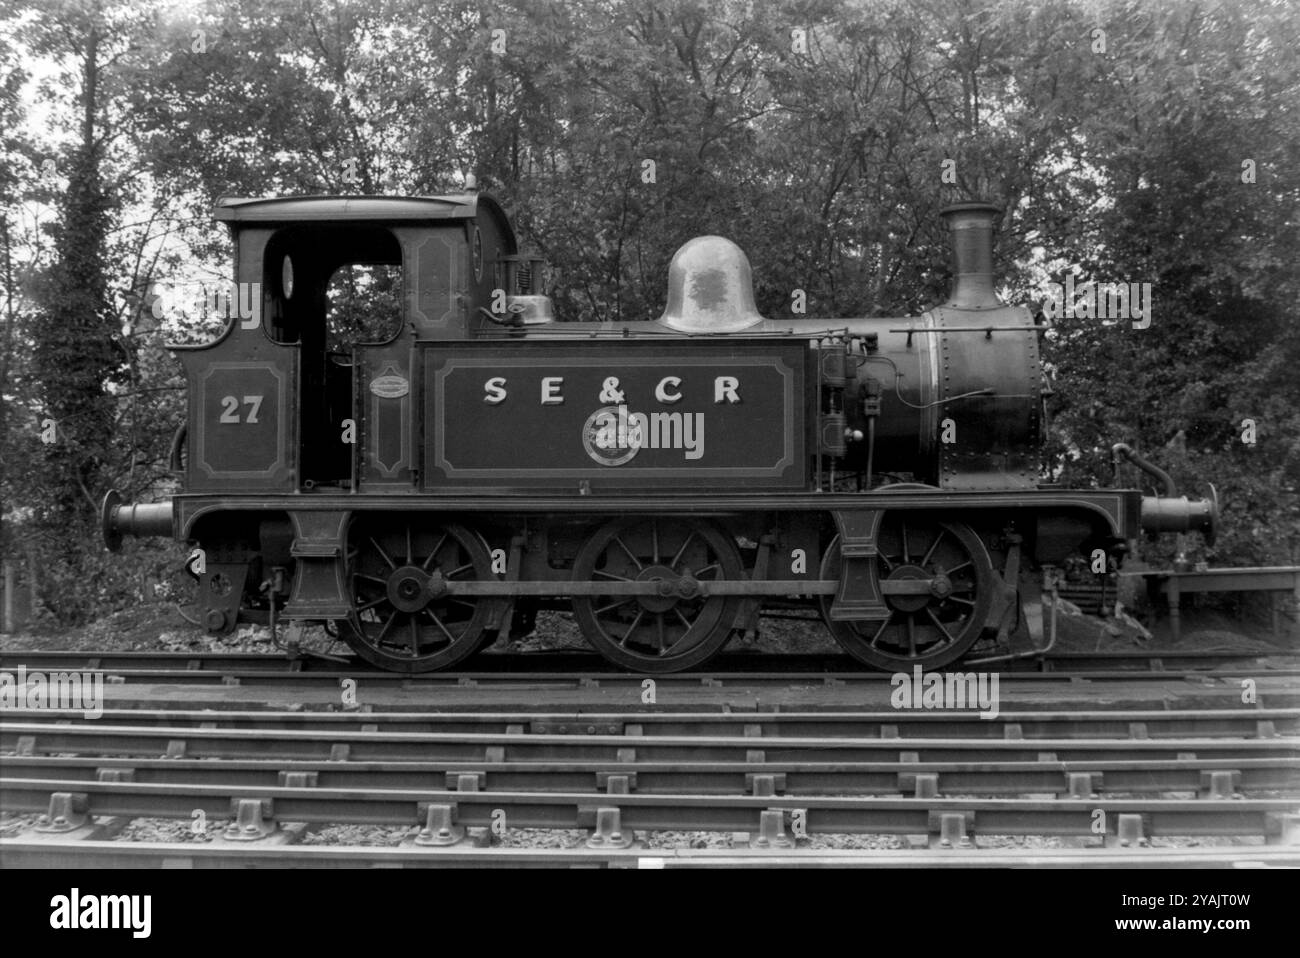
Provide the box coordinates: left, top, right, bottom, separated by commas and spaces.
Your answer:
103, 191, 1217, 672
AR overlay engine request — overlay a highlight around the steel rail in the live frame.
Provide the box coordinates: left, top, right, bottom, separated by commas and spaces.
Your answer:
2, 777, 1295, 837
7, 753, 1298, 796
6, 649, 1298, 671
5, 650, 1297, 675
4, 722, 1297, 762
6, 707, 1298, 739
10, 682, 1292, 719
1043, 650, 1298, 664
2, 838, 1295, 869
3, 666, 1297, 690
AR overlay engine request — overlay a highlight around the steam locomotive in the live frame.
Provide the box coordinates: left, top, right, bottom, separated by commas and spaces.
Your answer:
102, 190, 1217, 672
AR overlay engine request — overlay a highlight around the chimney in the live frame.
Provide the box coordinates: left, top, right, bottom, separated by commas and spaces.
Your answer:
939, 202, 1002, 310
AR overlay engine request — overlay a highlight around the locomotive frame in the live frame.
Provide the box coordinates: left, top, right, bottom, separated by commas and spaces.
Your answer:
103, 189, 1218, 673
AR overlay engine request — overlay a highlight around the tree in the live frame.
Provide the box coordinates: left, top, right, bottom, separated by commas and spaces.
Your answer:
1038, 0, 1300, 564
5, 0, 175, 622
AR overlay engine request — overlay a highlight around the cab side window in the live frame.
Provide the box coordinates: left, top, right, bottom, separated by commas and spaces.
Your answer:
326, 263, 404, 352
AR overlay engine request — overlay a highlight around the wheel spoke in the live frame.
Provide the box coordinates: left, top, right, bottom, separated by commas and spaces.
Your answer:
422, 607, 458, 645
945, 561, 973, 576
612, 536, 643, 571
370, 538, 397, 570
900, 521, 911, 563
926, 607, 956, 645
669, 530, 696, 568
421, 533, 449, 572
656, 613, 667, 652
446, 562, 475, 578
408, 618, 420, 656
694, 562, 720, 578
357, 596, 386, 612
673, 606, 693, 630
375, 611, 398, 642
651, 522, 660, 565
357, 573, 388, 587
594, 569, 631, 581
906, 614, 917, 657
920, 527, 947, 567
619, 609, 645, 648
868, 617, 890, 649
947, 596, 976, 607
405, 526, 413, 565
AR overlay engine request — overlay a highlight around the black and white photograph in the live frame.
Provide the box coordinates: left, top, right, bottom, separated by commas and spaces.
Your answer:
0, 0, 1295, 937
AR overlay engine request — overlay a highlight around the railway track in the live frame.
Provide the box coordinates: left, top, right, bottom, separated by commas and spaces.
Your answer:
5, 648, 1298, 678
2, 650, 1299, 867
4, 732, 1298, 792
5, 705, 1297, 737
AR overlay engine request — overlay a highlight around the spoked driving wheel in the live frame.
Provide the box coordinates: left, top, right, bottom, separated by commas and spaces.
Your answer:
821, 517, 993, 671
572, 517, 743, 672
343, 521, 500, 672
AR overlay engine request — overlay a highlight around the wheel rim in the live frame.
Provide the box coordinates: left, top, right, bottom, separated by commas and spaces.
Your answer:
571, 518, 742, 672
821, 518, 993, 671
343, 522, 498, 672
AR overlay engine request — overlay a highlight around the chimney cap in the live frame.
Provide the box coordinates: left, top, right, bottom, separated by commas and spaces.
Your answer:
940, 201, 1003, 226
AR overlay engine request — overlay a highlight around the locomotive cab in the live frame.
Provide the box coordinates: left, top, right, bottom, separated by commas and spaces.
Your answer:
168, 191, 533, 496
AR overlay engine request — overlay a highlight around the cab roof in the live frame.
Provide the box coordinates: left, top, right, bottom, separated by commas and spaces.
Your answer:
212, 193, 498, 224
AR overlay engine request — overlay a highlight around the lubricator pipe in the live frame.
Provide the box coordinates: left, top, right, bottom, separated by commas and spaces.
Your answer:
101, 489, 175, 553
1112, 442, 1176, 496
1112, 444, 1219, 545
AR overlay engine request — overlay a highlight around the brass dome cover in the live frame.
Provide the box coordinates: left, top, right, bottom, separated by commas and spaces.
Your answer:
657, 236, 765, 333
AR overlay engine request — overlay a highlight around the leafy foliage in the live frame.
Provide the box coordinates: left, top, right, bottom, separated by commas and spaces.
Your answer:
1, 0, 1297, 628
